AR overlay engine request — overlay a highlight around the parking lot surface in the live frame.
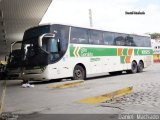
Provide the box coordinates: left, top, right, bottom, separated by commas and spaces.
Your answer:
2, 63, 160, 115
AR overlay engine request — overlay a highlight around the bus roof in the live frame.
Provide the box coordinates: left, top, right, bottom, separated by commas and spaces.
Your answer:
36, 23, 150, 38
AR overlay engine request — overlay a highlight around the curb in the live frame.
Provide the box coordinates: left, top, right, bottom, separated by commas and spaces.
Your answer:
0, 80, 7, 115
48, 80, 84, 88
79, 86, 133, 103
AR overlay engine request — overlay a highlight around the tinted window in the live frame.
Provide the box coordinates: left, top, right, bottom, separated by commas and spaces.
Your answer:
50, 25, 69, 52
103, 32, 114, 45
70, 26, 151, 47
125, 36, 136, 46
23, 25, 50, 41
143, 37, 151, 47
133, 36, 144, 47
114, 33, 126, 46
89, 30, 103, 44
70, 27, 89, 44
59, 26, 69, 52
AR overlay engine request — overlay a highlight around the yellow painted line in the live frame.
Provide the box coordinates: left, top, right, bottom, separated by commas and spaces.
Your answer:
0, 80, 7, 115
79, 86, 133, 104
48, 80, 84, 88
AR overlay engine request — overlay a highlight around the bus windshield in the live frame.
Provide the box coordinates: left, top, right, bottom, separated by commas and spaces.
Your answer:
42, 37, 58, 53
22, 25, 69, 67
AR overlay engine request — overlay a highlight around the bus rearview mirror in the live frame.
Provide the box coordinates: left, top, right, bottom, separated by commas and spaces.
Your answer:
38, 33, 56, 47
38, 35, 43, 47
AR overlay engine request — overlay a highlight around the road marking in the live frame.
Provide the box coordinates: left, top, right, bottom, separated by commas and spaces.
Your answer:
79, 86, 133, 104
0, 80, 7, 115
48, 80, 84, 88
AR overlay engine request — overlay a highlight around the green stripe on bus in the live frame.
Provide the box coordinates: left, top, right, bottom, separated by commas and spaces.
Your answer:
70, 47, 117, 57
134, 49, 153, 55
70, 46, 153, 57
120, 56, 125, 64
70, 47, 75, 57
134, 49, 138, 55
122, 48, 128, 56
78, 47, 117, 57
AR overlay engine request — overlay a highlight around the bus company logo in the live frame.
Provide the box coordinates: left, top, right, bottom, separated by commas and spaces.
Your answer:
73, 47, 93, 57
80, 48, 93, 57
142, 50, 150, 55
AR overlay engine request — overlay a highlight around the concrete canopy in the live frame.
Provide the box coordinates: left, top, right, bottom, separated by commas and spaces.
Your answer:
0, 0, 52, 59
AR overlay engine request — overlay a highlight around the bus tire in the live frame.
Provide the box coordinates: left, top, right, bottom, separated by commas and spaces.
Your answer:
127, 61, 137, 74
137, 61, 144, 73
73, 65, 85, 80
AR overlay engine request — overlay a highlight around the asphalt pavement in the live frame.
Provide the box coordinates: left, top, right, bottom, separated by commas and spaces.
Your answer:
1, 63, 160, 119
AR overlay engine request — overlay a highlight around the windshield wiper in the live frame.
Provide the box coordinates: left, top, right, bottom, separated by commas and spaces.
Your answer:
39, 47, 50, 55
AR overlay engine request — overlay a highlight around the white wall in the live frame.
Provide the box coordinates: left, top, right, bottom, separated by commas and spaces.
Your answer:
151, 39, 160, 54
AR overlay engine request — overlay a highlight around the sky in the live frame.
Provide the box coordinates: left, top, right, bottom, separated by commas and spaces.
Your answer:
40, 0, 160, 34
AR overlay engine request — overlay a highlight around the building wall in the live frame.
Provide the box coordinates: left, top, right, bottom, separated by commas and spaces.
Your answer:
151, 39, 160, 63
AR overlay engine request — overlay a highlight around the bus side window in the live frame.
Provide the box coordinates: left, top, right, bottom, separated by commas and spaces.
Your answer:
103, 32, 114, 45
114, 33, 125, 46
89, 30, 103, 45
125, 36, 136, 46
133, 36, 144, 47
70, 27, 89, 44
143, 37, 151, 47
60, 27, 69, 52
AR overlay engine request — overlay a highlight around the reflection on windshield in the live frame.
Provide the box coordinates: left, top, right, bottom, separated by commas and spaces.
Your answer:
22, 37, 61, 67
23, 44, 35, 60
22, 41, 48, 67
21, 24, 69, 67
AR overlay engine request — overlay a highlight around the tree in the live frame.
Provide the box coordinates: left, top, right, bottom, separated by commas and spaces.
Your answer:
150, 33, 160, 39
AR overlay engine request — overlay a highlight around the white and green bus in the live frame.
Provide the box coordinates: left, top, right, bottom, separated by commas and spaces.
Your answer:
21, 24, 153, 81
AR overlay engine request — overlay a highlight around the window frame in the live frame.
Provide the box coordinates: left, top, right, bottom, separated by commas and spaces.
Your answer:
89, 30, 104, 45
70, 27, 89, 44
69, 26, 151, 47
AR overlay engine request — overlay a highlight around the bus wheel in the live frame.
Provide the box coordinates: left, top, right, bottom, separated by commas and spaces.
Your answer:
127, 61, 137, 74
73, 65, 85, 80
137, 61, 144, 73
